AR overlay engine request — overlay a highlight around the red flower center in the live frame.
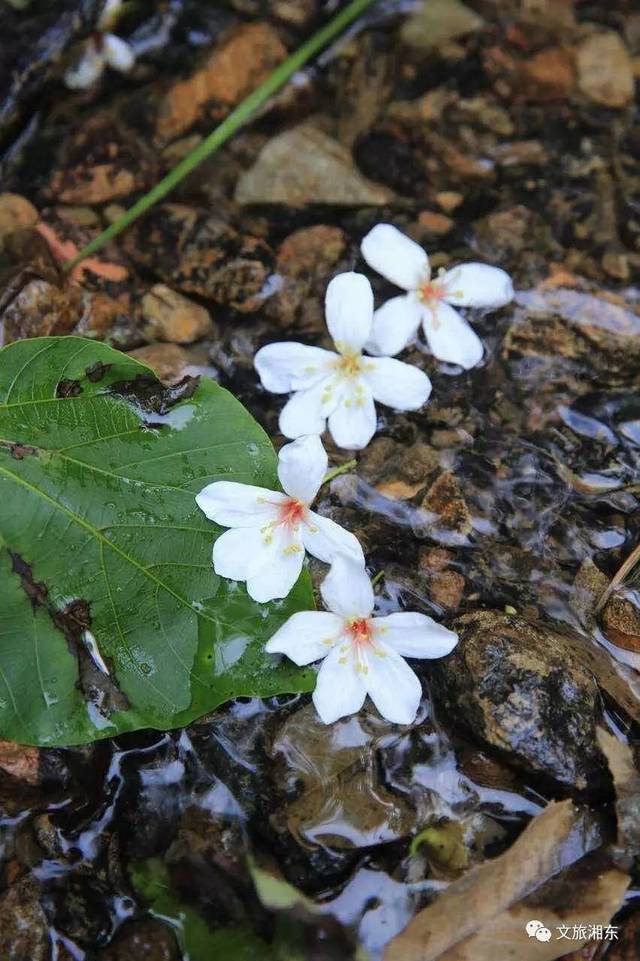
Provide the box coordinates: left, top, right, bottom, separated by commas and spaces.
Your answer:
278, 498, 306, 529
347, 617, 372, 647
418, 281, 445, 304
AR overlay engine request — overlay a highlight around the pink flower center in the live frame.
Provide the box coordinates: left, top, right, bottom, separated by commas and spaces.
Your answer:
278, 498, 307, 529
347, 617, 373, 648
418, 281, 445, 304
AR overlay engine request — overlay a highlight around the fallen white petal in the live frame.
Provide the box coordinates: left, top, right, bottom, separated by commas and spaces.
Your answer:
327, 381, 376, 450
279, 377, 339, 439
102, 34, 135, 73
245, 528, 306, 603
364, 642, 423, 725
312, 645, 367, 724
196, 481, 283, 527
373, 612, 459, 658
325, 272, 374, 354
321, 556, 374, 618
422, 301, 484, 369
365, 294, 423, 357
277, 435, 327, 504
254, 342, 337, 394
442, 263, 514, 309
265, 611, 343, 665
302, 511, 365, 566
212, 526, 274, 582
98, 0, 124, 30
364, 356, 432, 411
64, 43, 105, 90
361, 224, 429, 292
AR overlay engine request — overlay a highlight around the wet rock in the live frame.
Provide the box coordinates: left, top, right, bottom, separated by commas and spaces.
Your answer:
571, 558, 609, 629
420, 472, 472, 536
123, 204, 273, 312
128, 343, 190, 383
141, 284, 213, 344
235, 123, 393, 206
504, 288, 640, 386
98, 919, 180, 961
154, 23, 286, 142
430, 611, 609, 793
417, 210, 454, 236
473, 205, 557, 263
576, 30, 634, 108
401, 0, 485, 50
266, 224, 347, 331
431, 571, 465, 611
518, 47, 575, 101
602, 591, 640, 653
0, 192, 38, 241
0, 741, 39, 785
0, 876, 49, 961
48, 117, 159, 204
2, 278, 82, 342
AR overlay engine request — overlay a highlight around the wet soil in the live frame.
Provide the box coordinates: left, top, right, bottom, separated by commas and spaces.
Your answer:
1, 0, 640, 958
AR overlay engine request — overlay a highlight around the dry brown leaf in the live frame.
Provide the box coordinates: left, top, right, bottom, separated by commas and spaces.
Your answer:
384, 800, 578, 961
596, 728, 640, 859
437, 858, 629, 961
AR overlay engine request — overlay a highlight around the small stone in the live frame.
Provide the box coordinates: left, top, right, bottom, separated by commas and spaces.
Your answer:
435, 190, 464, 213
2, 279, 82, 343
0, 192, 38, 241
417, 210, 454, 235
602, 249, 630, 281
518, 47, 575, 101
98, 919, 180, 961
141, 285, 213, 344
154, 23, 287, 142
430, 611, 609, 792
0, 740, 39, 784
571, 558, 609, 628
576, 30, 634, 108
430, 569, 465, 611
376, 479, 425, 500
235, 123, 393, 206
268, 225, 347, 332
0, 878, 49, 961
421, 471, 472, 535
128, 343, 189, 384
602, 593, 640, 653
491, 140, 550, 168
401, 0, 485, 50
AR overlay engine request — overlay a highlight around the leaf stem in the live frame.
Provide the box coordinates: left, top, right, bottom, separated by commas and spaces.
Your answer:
371, 569, 385, 588
323, 458, 357, 485
63, 0, 380, 273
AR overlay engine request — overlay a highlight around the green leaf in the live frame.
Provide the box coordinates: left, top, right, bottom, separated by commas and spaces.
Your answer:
0, 336, 314, 746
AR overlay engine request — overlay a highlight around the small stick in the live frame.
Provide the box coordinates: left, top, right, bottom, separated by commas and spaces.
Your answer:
595, 542, 640, 615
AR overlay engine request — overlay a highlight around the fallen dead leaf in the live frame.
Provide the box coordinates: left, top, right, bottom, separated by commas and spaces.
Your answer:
596, 728, 640, 860
36, 222, 128, 284
384, 800, 579, 961
376, 479, 425, 500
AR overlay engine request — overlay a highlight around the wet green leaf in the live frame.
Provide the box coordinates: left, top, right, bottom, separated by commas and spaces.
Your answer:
0, 336, 314, 746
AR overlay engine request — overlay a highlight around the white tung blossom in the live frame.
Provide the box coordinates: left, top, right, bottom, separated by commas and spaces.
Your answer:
64, 0, 135, 90
254, 271, 432, 451
266, 556, 459, 725
361, 223, 514, 370
196, 435, 364, 604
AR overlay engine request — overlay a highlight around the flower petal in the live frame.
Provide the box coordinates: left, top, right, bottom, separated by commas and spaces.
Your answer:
196, 482, 283, 527
302, 511, 365, 566
212, 527, 272, 581
325, 272, 373, 353
373, 612, 459, 658
327, 381, 376, 450
279, 377, 339, 439
102, 34, 135, 72
64, 43, 105, 90
277, 435, 327, 504
422, 301, 484, 369
365, 295, 423, 357
364, 356, 432, 411
265, 611, 344, 665
255, 343, 337, 394
320, 556, 374, 618
312, 645, 367, 724
245, 527, 306, 603
361, 224, 429, 292
364, 643, 422, 725
442, 263, 514, 309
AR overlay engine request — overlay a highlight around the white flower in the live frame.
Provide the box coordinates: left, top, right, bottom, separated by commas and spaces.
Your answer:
266, 556, 459, 725
64, 0, 134, 90
254, 272, 432, 451
195, 435, 364, 604
361, 223, 514, 369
